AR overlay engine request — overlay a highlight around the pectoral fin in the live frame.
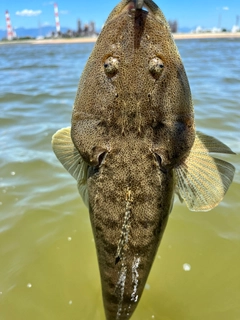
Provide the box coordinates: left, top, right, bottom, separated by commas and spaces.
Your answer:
175, 131, 235, 212
52, 127, 89, 206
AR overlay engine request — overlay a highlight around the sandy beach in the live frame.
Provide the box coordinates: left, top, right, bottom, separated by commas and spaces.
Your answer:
1, 32, 240, 45
173, 32, 240, 40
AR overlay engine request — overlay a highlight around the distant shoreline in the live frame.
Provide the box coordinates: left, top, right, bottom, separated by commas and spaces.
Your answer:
1, 32, 240, 45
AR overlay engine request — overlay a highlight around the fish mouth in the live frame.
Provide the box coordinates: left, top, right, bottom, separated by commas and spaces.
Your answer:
122, 0, 157, 11
134, 0, 144, 9
107, 0, 169, 28
121, 1, 143, 11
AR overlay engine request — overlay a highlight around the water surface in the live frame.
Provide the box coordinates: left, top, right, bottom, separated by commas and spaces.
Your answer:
0, 39, 239, 320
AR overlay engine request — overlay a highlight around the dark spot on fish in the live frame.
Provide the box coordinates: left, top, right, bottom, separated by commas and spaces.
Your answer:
153, 121, 164, 130
88, 165, 99, 177
115, 256, 121, 265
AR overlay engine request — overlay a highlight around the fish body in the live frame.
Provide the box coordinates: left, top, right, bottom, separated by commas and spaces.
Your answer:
52, 1, 235, 319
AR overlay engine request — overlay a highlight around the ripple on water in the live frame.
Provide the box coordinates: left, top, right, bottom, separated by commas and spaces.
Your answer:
0, 39, 239, 320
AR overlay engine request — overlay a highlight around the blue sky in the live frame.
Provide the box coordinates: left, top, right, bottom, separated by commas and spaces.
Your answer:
0, 0, 239, 31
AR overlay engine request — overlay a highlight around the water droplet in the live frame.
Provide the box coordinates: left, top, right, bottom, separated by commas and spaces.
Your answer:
11, 172, 16, 176
69, 300, 73, 305
67, 237, 72, 241
145, 283, 150, 290
183, 263, 191, 271
152, 316, 155, 319
27, 283, 32, 288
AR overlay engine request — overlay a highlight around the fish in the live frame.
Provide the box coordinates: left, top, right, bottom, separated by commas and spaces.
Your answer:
51, 0, 235, 319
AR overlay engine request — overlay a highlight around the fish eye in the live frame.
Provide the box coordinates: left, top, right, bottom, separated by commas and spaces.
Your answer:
104, 56, 119, 77
149, 57, 164, 78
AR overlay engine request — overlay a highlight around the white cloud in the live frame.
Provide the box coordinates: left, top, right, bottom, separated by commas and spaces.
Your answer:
59, 10, 69, 15
16, 9, 42, 17
42, 21, 50, 26
223, 6, 229, 10
42, 1, 54, 5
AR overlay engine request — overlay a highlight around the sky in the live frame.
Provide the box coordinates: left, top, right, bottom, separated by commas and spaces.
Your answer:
0, 0, 239, 31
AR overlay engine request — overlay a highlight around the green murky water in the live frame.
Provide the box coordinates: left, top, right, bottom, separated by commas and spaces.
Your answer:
0, 39, 239, 320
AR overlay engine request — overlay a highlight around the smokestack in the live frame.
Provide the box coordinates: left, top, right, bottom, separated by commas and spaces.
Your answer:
54, 3, 61, 33
5, 10, 13, 40
77, 19, 82, 34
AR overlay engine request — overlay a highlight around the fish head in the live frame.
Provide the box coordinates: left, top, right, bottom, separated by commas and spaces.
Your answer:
72, 0, 195, 170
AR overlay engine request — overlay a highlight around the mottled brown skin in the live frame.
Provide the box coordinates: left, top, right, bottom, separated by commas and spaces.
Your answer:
71, 1, 195, 319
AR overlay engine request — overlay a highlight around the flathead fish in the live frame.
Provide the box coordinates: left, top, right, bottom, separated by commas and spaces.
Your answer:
52, 0, 235, 319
